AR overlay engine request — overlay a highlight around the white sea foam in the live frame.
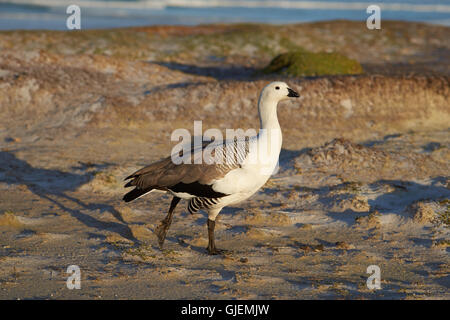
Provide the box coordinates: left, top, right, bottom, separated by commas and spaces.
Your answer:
2, 0, 450, 13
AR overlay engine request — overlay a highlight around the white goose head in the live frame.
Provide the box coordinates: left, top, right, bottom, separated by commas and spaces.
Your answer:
257, 81, 299, 129
260, 81, 300, 104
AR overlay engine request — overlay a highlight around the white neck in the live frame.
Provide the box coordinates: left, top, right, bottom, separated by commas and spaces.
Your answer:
256, 94, 282, 171
258, 95, 281, 131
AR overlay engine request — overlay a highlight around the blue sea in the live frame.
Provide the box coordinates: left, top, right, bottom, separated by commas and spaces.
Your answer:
0, 0, 449, 30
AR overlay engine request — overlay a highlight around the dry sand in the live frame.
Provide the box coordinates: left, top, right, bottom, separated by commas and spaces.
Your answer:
0, 21, 449, 299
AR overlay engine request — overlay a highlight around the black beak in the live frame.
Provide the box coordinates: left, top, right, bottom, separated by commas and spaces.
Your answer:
287, 88, 299, 98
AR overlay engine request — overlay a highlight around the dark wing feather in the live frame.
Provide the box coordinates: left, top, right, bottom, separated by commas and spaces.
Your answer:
123, 137, 252, 200
123, 187, 153, 202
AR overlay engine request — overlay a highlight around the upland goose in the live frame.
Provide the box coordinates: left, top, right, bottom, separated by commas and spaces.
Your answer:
123, 82, 299, 254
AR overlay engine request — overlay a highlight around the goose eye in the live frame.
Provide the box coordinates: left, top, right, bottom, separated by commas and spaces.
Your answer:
275, 86, 280, 90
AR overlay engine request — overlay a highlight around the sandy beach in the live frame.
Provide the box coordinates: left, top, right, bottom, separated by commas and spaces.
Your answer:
0, 20, 449, 299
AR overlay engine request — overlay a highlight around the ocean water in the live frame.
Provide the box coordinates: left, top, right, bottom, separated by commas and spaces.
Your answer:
0, 0, 449, 30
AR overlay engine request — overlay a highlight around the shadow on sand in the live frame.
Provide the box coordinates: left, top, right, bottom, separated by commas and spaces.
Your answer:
315, 178, 450, 226
0, 151, 138, 243
152, 61, 258, 80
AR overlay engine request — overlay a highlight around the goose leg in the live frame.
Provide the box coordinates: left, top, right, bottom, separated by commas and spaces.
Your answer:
155, 196, 180, 248
206, 219, 222, 255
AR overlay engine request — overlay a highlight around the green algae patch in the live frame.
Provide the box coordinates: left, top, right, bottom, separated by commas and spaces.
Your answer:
262, 50, 364, 77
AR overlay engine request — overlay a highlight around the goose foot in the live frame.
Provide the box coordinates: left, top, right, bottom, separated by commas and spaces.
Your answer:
155, 196, 180, 249
206, 246, 228, 255
206, 219, 229, 255
155, 221, 170, 248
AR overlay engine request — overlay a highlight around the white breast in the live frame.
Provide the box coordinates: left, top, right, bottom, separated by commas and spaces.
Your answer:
212, 128, 282, 196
